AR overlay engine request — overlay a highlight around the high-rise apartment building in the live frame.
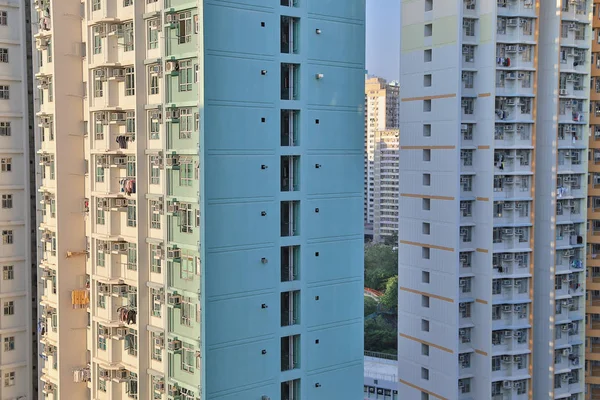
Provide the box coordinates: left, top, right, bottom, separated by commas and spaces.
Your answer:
587, 1, 600, 397
398, 0, 590, 399
0, 1, 36, 399
33, 0, 365, 399
364, 77, 398, 240
372, 129, 399, 244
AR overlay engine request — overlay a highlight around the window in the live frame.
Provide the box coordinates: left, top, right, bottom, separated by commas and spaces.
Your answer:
149, 116, 160, 139
150, 157, 160, 185
422, 271, 430, 283
180, 159, 195, 187
0, 122, 10, 136
423, 149, 431, 161
1, 158, 12, 173
180, 254, 196, 280
151, 288, 162, 316
125, 67, 135, 96
47, 41, 52, 62
180, 203, 195, 234
0, 11, 6, 26
424, 23, 432, 37
179, 59, 193, 92
423, 173, 431, 186
94, 79, 103, 98
2, 230, 12, 245
422, 198, 430, 210
149, 72, 159, 95
125, 112, 135, 135
178, 12, 193, 44
422, 222, 430, 235
182, 342, 195, 373
97, 248, 105, 268
92, 0, 101, 11
421, 344, 429, 356
123, 22, 134, 51
150, 245, 162, 273
127, 200, 136, 228
3, 301, 13, 316
425, 0, 433, 11
181, 297, 193, 326
93, 27, 102, 54
421, 367, 429, 380
96, 198, 105, 225
124, 329, 138, 356
148, 21, 159, 49
422, 247, 430, 259
421, 394, 429, 400
97, 293, 106, 309
123, 0, 133, 6
2, 266, 12, 280
423, 99, 431, 112
424, 49, 432, 62
3, 336, 14, 352
0, 49, 7, 63
151, 332, 162, 361
0, 86, 9, 100
421, 319, 429, 332
492, 355, 501, 371
4, 371, 14, 387
424, 74, 432, 87
179, 108, 194, 139
95, 166, 105, 183
98, 335, 106, 351
126, 243, 137, 270
422, 295, 430, 308
1, 194, 11, 209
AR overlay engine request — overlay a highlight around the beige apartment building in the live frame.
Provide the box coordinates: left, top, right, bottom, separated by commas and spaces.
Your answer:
372, 129, 399, 243
365, 76, 399, 241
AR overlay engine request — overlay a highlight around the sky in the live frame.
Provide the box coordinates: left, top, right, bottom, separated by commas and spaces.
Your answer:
366, 0, 400, 82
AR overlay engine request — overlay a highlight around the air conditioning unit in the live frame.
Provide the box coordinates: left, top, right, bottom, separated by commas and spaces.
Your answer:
165, 155, 180, 167
560, 89, 568, 96
502, 279, 513, 287
165, 60, 179, 73
502, 355, 512, 363
504, 177, 514, 184
98, 284, 110, 294
502, 304, 513, 312
568, 22, 577, 30
461, 72, 470, 81
94, 68, 106, 79
507, 18, 518, 26
112, 284, 128, 296
459, 354, 466, 362
112, 68, 125, 79
502, 228, 514, 236
114, 369, 128, 382
154, 248, 165, 259
503, 202, 514, 210
462, 19, 471, 28
502, 254, 514, 261
515, 330, 523, 338
562, 324, 569, 331
514, 305, 522, 312
461, 124, 469, 133
462, 45, 470, 54
112, 242, 127, 253
115, 328, 127, 339
504, 124, 515, 133
154, 337, 164, 348
167, 202, 179, 213
168, 339, 182, 351
168, 385, 181, 396
505, 98, 516, 106
563, 348, 571, 356
149, 19, 161, 30
517, 72, 525, 80
518, 45, 526, 52
506, 72, 517, 80
95, 112, 108, 123
168, 294, 181, 306
110, 112, 126, 123
166, 109, 180, 120
460, 228, 468, 236
112, 156, 126, 166
562, 374, 570, 381
167, 248, 181, 260
515, 228, 524, 236
150, 64, 162, 75
98, 326, 109, 337
150, 111, 162, 121
165, 13, 178, 24
459, 329, 466, 337
461, 100, 470, 107
506, 45, 518, 53
113, 198, 127, 208
36, 37, 49, 50
154, 382, 165, 393
514, 381, 523, 390
459, 279, 467, 287
153, 201, 163, 213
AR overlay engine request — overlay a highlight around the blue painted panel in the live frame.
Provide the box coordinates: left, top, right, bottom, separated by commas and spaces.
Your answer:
305, 322, 363, 371
305, 280, 363, 328
205, 106, 277, 151
304, 363, 364, 399
205, 246, 278, 298
204, 4, 277, 56
206, 292, 277, 344
207, 385, 277, 400
205, 57, 278, 104
306, 0, 366, 21
303, 154, 363, 195
304, 239, 363, 284
207, 0, 278, 9
306, 19, 365, 65
304, 110, 363, 151
205, 201, 278, 249
205, 338, 277, 395
304, 197, 363, 239
304, 64, 365, 108
205, 155, 277, 200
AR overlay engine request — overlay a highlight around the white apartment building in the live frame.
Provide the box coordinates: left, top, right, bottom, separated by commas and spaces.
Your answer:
365, 77, 398, 239
0, 1, 34, 399
398, 0, 590, 399
373, 129, 399, 243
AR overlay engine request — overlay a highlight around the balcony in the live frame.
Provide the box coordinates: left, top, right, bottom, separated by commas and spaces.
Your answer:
496, 0, 536, 18
281, 379, 300, 400
492, 279, 530, 304
495, 74, 535, 97
491, 329, 529, 353
493, 201, 531, 226
281, 246, 299, 282
281, 64, 299, 101
496, 19, 535, 45
492, 228, 531, 251
495, 99, 533, 123
495, 46, 535, 70
555, 322, 582, 348
281, 156, 299, 192
491, 354, 529, 380
555, 229, 584, 250
281, 110, 299, 147
494, 123, 532, 148
281, 16, 299, 54
281, 335, 300, 371
281, 291, 300, 327
281, 201, 299, 237
493, 252, 531, 278
556, 199, 583, 224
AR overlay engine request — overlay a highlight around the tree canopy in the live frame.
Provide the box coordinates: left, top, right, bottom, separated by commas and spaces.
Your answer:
364, 244, 398, 291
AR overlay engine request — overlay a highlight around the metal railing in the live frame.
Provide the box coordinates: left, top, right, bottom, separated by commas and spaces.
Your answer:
364, 350, 397, 360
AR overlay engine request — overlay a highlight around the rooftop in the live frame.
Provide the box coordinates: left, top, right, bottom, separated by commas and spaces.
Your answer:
364, 351, 398, 382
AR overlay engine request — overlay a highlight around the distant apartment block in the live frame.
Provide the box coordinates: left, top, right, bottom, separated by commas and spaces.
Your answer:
373, 129, 399, 243
365, 77, 399, 240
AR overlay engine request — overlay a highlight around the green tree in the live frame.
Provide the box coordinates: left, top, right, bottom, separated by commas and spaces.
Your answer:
380, 275, 398, 311
364, 244, 398, 291
364, 316, 397, 355
383, 231, 398, 246
364, 296, 378, 317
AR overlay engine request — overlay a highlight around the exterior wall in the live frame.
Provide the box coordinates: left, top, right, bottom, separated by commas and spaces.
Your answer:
34, 0, 365, 399
373, 129, 399, 243
535, 1, 590, 398
0, 1, 36, 399
587, 1, 600, 398
365, 77, 399, 238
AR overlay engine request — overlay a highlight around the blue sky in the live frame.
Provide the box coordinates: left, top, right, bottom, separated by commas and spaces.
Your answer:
366, 0, 400, 82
